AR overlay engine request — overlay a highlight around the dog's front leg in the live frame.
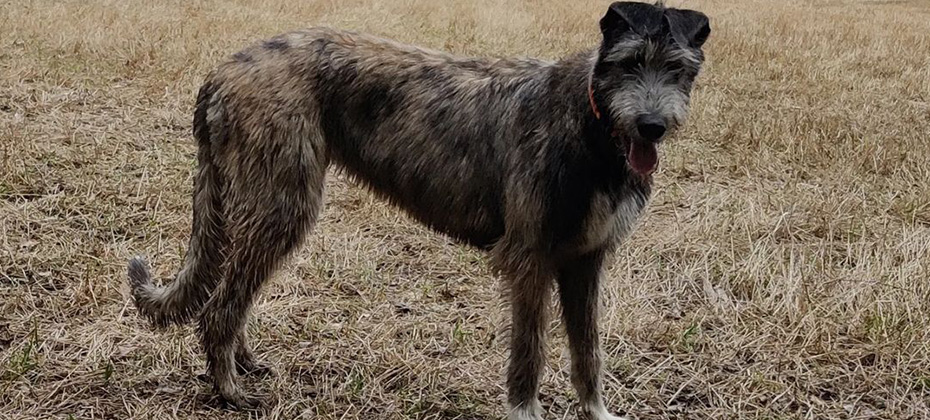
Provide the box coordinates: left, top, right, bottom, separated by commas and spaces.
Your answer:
503, 258, 553, 420
556, 250, 626, 420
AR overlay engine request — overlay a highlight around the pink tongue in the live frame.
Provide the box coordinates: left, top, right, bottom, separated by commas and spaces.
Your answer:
629, 140, 658, 176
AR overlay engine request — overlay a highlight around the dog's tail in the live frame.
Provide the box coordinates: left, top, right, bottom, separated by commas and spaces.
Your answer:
129, 80, 228, 328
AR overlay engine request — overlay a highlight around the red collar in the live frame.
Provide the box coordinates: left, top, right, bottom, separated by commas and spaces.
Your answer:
588, 80, 601, 120
588, 80, 620, 137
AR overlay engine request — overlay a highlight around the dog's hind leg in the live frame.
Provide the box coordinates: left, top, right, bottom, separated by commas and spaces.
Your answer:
556, 249, 626, 420
198, 114, 327, 408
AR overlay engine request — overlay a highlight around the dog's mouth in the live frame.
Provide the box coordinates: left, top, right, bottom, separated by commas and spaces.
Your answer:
622, 137, 659, 177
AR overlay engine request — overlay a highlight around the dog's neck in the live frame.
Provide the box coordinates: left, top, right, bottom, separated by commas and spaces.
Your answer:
549, 52, 621, 151
547, 50, 654, 192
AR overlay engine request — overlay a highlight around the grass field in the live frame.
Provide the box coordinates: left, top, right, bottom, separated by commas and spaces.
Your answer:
2, 0, 930, 418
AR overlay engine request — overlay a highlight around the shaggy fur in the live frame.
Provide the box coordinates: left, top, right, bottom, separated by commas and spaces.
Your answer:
127, 2, 710, 418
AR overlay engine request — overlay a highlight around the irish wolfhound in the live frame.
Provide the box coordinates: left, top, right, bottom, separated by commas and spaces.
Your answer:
127, 2, 710, 418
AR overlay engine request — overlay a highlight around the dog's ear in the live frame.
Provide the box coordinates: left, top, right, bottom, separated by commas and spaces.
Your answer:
664, 9, 711, 49
600, 2, 659, 39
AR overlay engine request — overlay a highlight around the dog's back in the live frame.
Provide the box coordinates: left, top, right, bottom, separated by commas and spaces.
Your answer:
205, 28, 567, 247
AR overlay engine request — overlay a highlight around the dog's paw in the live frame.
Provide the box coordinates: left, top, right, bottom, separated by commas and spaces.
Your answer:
592, 413, 627, 420
582, 402, 628, 420
218, 387, 264, 410
507, 401, 543, 420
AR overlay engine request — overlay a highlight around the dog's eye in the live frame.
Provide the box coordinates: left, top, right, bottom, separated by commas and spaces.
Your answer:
664, 61, 685, 75
666, 61, 698, 83
616, 56, 641, 71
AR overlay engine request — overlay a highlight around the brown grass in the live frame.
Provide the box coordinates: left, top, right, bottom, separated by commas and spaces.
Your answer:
2, 0, 930, 418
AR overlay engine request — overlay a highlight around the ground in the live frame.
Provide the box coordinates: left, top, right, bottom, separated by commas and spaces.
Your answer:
1, 0, 929, 419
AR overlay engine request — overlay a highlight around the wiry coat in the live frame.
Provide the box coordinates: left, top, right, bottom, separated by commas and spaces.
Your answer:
211, 28, 651, 254
127, 2, 710, 419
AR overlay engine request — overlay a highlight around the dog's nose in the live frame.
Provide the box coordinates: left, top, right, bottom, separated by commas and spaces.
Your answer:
636, 115, 667, 142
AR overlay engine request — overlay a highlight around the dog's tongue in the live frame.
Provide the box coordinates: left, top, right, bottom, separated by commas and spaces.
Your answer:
628, 140, 658, 176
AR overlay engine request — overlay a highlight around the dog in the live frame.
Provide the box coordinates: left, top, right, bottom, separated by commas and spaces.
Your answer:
127, 2, 710, 418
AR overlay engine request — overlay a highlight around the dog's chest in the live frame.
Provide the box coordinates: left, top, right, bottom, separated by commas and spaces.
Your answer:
574, 191, 647, 253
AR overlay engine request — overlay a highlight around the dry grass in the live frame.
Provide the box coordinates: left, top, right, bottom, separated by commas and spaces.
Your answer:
2, 0, 930, 418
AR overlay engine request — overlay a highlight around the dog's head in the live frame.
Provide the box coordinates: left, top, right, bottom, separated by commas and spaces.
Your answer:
591, 1, 710, 176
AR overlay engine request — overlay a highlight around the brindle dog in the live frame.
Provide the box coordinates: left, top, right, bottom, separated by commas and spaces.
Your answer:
128, 2, 710, 418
